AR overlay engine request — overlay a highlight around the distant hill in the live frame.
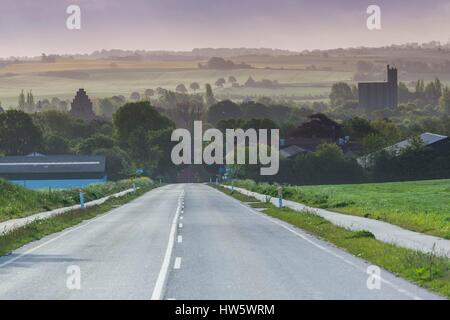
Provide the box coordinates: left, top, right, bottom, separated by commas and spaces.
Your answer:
191, 48, 298, 57
3, 40, 450, 61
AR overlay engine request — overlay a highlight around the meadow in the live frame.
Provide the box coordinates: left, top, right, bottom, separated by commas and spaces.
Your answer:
229, 179, 450, 239
2, 57, 450, 108
0, 60, 352, 107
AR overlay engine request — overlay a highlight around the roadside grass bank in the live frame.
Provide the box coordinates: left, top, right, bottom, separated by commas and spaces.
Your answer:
0, 178, 150, 222
226, 179, 450, 239
215, 185, 450, 299
0, 183, 155, 257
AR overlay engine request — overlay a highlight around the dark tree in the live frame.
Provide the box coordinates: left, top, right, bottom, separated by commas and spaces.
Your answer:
176, 84, 188, 94
207, 100, 242, 124
343, 117, 378, 140
189, 82, 200, 93
77, 134, 115, 155
289, 113, 343, 140
215, 78, 226, 87
228, 76, 237, 84
144, 89, 155, 99
329, 82, 354, 107
241, 101, 270, 120
130, 92, 141, 101
204, 83, 216, 107
93, 147, 131, 181
113, 101, 174, 144
243, 118, 278, 130
44, 134, 70, 154
0, 110, 43, 155
156, 87, 167, 96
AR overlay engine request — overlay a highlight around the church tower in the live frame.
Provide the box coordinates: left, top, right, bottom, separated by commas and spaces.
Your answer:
387, 65, 398, 108
70, 88, 96, 121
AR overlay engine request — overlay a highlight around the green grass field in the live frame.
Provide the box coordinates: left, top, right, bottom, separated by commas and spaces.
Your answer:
230, 179, 450, 239
0, 178, 151, 222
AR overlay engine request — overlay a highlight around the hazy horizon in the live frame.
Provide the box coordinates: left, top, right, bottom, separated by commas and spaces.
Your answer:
1, 0, 450, 58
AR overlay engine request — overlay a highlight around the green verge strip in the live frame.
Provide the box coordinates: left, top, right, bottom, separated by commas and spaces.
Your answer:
0, 184, 155, 258
226, 179, 450, 239
0, 178, 151, 223
215, 185, 450, 299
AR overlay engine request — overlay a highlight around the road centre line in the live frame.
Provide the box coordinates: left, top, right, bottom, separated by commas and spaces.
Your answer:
151, 189, 184, 300
174, 257, 182, 269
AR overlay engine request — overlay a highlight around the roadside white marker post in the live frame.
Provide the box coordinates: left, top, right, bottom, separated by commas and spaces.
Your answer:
277, 185, 283, 208
79, 191, 85, 209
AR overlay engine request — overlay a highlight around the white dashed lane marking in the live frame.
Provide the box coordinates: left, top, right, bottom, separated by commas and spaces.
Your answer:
174, 257, 182, 269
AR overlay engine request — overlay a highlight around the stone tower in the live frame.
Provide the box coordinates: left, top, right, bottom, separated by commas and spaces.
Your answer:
70, 88, 95, 121
387, 65, 398, 109
358, 65, 398, 109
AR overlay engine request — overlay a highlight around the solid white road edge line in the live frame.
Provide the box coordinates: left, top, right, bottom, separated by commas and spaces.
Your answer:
0, 186, 169, 269
151, 189, 184, 300
210, 185, 422, 300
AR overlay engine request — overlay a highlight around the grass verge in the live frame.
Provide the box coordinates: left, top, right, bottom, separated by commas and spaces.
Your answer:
0, 184, 155, 257
216, 185, 450, 299
0, 177, 150, 222
227, 179, 450, 239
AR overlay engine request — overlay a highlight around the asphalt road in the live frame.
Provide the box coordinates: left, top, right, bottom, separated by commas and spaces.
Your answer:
0, 184, 183, 300
0, 184, 443, 300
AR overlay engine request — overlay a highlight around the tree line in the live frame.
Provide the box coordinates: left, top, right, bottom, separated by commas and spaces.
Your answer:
2, 77, 450, 184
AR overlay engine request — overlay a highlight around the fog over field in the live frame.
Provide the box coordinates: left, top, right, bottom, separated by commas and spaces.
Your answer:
1, 48, 450, 109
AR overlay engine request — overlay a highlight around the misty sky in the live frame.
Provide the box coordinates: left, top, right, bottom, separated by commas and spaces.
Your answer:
1, 0, 450, 57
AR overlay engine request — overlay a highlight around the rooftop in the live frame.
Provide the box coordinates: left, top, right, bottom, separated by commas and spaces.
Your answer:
387, 132, 448, 155
0, 155, 106, 174
280, 145, 309, 159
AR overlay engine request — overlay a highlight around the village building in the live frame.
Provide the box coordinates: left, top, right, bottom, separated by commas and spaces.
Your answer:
358, 132, 450, 168
0, 154, 107, 189
358, 65, 398, 109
